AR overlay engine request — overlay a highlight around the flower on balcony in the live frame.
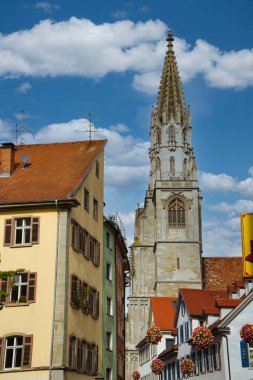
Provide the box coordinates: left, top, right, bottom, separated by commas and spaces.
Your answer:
150, 358, 165, 375
240, 324, 253, 343
132, 370, 140, 379
146, 326, 163, 345
180, 358, 195, 375
191, 326, 214, 349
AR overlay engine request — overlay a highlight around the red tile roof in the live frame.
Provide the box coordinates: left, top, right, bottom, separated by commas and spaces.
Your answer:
215, 298, 242, 308
150, 297, 177, 332
203, 307, 220, 316
202, 257, 243, 291
180, 288, 229, 316
0, 140, 106, 203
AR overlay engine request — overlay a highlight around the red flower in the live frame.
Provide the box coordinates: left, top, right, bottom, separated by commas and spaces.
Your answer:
150, 358, 165, 374
132, 370, 140, 379
180, 358, 195, 375
146, 326, 163, 345
240, 324, 253, 343
191, 326, 214, 349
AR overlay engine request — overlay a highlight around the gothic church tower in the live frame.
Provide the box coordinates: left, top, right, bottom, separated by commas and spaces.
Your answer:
125, 32, 203, 379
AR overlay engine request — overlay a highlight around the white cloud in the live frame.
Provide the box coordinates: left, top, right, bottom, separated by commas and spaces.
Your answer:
0, 119, 13, 140
203, 216, 241, 257
1, 17, 253, 93
210, 199, 253, 214
34, 2, 60, 12
199, 170, 253, 199
199, 171, 237, 192
111, 10, 128, 19
19, 118, 150, 190
16, 82, 31, 93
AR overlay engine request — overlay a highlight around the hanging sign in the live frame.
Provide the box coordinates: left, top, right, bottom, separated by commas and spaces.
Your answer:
240, 341, 249, 367
241, 213, 253, 278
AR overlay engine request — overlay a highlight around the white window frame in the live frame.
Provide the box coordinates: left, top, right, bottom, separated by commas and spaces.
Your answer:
106, 262, 112, 281
106, 331, 112, 351
106, 297, 113, 316
10, 273, 28, 303
4, 336, 23, 369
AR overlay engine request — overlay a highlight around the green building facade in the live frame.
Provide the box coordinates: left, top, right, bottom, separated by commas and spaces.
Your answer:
102, 218, 117, 380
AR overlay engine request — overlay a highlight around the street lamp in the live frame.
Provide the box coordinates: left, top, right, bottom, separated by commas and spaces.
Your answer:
94, 374, 104, 380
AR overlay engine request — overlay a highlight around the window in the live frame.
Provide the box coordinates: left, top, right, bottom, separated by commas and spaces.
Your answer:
84, 188, 89, 212
106, 331, 112, 351
96, 160, 99, 178
249, 343, 253, 367
93, 198, 98, 221
183, 158, 187, 174
168, 198, 185, 228
70, 275, 80, 308
169, 126, 176, 143
4, 217, 39, 246
106, 262, 112, 281
107, 297, 113, 316
156, 129, 161, 145
181, 301, 185, 316
3, 335, 33, 369
179, 324, 184, 343
0, 272, 36, 305
106, 232, 112, 249
69, 336, 76, 369
169, 156, 175, 176
106, 367, 112, 380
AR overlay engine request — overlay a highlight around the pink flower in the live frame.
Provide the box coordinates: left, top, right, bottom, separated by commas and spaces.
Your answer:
191, 326, 214, 349
240, 324, 253, 343
151, 358, 165, 374
146, 326, 163, 345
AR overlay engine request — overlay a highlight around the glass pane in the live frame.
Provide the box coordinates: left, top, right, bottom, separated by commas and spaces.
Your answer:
16, 219, 23, 227
21, 273, 28, 282
11, 286, 19, 301
21, 285, 27, 297
7, 337, 14, 346
25, 229, 31, 243
16, 336, 23, 345
5, 349, 13, 368
24, 218, 31, 226
15, 229, 22, 244
15, 347, 22, 367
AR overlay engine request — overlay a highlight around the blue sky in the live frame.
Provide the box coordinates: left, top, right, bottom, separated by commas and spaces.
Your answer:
1, 0, 253, 256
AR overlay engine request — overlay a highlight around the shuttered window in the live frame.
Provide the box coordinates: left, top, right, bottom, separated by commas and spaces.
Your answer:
4, 217, 39, 246
3, 335, 33, 369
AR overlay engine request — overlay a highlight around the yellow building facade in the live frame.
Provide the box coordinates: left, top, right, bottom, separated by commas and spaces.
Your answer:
0, 140, 106, 379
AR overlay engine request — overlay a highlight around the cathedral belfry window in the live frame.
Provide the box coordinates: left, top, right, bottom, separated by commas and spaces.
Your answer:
169, 126, 176, 143
168, 198, 185, 228
170, 156, 175, 176
183, 158, 187, 175
156, 129, 161, 145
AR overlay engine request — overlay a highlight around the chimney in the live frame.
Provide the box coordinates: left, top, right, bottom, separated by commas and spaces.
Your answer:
0, 143, 16, 177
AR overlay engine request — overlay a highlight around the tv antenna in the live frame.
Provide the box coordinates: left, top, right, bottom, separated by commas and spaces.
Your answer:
1, 124, 19, 146
75, 112, 103, 142
14, 110, 32, 145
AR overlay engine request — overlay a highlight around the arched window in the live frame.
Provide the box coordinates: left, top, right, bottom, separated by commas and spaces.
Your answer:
183, 158, 187, 174
183, 130, 187, 146
168, 198, 185, 228
156, 129, 161, 145
169, 126, 175, 143
170, 156, 175, 176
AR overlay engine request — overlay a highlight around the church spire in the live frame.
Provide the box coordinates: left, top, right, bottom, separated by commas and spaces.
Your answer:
156, 31, 186, 124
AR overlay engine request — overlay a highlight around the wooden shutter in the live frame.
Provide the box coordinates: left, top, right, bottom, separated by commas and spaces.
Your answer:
27, 273, 37, 302
4, 219, 13, 246
90, 235, 94, 261
0, 279, 9, 304
96, 242, 100, 267
92, 345, 98, 375
31, 217, 39, 243
84, 231, 90, 259
0, 338, 2, 370
22, 335, 33, 368
95, 291, 99, 319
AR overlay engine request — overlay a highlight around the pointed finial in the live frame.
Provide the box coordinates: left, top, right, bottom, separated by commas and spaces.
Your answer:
167, 31, 174, 47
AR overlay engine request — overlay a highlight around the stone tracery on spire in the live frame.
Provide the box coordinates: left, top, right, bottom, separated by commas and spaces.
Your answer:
156, 31, 185, 124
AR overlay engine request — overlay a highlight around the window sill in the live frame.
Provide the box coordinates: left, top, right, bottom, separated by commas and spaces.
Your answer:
9, 244, 33, 248
5, 302, 30, 307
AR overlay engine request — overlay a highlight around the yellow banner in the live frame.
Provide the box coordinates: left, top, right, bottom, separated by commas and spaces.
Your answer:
241, 213, 253, 278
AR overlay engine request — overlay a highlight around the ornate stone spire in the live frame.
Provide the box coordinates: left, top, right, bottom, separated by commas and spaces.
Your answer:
156, 31, 185, 124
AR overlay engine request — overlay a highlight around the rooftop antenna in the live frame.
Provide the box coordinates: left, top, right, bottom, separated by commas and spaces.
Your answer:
14, 110, 32, 145
1, 124, 19, 145
75, 112, 103, 142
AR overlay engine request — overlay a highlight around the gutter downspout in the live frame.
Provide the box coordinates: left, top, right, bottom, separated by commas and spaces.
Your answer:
221, 332, 231, 380
49, 199, 60, 380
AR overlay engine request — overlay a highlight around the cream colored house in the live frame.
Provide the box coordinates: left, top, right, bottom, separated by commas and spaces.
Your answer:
0, 140, 106, 379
